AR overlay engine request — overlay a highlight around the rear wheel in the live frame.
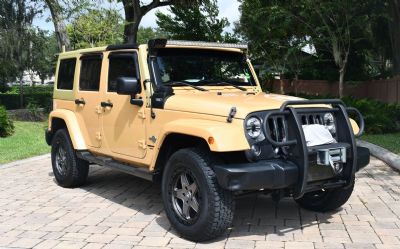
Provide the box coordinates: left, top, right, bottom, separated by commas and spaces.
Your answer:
161, 148, 234, 242
51, 129, 89, 188
295, 181, 354, 212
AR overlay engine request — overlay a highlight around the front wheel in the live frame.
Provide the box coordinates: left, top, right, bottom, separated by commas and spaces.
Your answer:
161, 148, 234, 242
295, 181, 354, 212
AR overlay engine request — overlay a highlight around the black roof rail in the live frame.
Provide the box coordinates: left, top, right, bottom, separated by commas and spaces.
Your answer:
106, 44, 139, 51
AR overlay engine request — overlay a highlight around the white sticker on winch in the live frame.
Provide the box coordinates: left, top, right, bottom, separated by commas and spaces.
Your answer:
302, 124, 337, 147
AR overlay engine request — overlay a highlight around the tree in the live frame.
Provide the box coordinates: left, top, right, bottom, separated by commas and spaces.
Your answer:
388, 0, 400, 76
236, 0, 308, 93
136, 26, 165, 44
44, 0, 92, 51
155, 0, 229, 42
0, 0, 42, 107
30, 30, 58, 84
293, 0, 372, 97
237, 0, 372, 97
68, 8, 123, 49
120, 0, 202, 43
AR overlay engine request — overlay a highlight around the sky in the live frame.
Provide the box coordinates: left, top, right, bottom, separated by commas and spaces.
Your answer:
32, 0, 241, 33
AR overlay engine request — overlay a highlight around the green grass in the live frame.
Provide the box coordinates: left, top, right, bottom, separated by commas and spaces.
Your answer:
362, 133, 400, 155
0, 121, 50, 164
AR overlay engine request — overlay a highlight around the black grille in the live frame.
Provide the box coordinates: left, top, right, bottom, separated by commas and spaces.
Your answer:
300, 114, 324, 125
266, 115, 287, 143
265, 111, 332, 145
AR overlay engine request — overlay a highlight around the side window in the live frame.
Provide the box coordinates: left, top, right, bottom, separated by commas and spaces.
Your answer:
108, 54, 137, 92
57, 58, 76, 90
79, 56, 102, 91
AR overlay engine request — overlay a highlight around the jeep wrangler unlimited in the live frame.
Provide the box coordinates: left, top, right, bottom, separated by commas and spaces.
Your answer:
46, 39, 370, 241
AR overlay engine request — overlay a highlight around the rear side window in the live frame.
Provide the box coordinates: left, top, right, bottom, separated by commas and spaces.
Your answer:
108, 54, 137, 92
79, 55, 102, 91
57, 58, 76, 90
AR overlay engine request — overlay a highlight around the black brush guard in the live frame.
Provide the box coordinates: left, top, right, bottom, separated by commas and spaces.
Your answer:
263, 99, 365, 198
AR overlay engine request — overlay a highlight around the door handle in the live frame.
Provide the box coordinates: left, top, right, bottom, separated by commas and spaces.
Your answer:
74, 98, 85, 105
101, 101, 113, 108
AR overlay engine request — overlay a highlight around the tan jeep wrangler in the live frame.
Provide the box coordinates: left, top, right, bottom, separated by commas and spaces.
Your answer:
46, 39, 370, 241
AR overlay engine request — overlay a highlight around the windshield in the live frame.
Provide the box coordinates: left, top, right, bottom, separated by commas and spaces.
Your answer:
153, 48, 256, 87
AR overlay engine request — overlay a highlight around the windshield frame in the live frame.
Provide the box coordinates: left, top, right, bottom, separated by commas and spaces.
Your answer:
148, 47, 259, 90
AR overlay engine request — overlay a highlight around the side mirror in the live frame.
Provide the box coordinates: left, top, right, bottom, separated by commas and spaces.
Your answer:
116, 77, 140, 95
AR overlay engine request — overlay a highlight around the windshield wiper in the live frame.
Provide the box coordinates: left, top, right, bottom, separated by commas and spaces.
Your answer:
163, 81, 208, 92
201, 80, 247, 91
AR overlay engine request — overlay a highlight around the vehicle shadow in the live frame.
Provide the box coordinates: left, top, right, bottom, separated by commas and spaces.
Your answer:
75, 165, 340, 243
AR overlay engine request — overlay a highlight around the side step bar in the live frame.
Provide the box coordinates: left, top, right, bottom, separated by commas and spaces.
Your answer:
76, 151, 154, 181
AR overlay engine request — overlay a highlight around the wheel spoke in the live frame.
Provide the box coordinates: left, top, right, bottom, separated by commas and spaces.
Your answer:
187, 182, 197, 194
174, 188, 185, 201
189, 197, 199, 213
180, 173, 190, 189
182, 201, 190, 219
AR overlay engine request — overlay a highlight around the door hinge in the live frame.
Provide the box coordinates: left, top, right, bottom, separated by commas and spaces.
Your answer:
138, 140, 147, 149
95, 132, 102, 141
95, 106, 102, 114
138, 109, 146, 119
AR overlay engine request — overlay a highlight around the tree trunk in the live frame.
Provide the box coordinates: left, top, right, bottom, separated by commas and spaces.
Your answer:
339, 68, 345, 98
279, 77, 285, 94
389, 0, 400, 76
19, 75, 24, 108
123, 1, 142, 44
124, 16, 141, 43
45, 0, 71, 51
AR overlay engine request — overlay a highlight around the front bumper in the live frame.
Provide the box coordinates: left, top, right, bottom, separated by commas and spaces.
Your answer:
214, 146, 370, 191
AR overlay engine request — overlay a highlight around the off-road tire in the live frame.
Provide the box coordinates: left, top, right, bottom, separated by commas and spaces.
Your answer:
51, 129, 89, 188
161, 148, 235, 242
295, 181, 355, 212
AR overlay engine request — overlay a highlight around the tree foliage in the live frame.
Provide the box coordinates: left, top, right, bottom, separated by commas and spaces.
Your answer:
0, 0, 43, 106
120, 0, 203, 43
44, 0, 93, 51
237, 0, 383, 97
30, 30, 58, 83
156, 0, 229, 42
67, 7, 123, 49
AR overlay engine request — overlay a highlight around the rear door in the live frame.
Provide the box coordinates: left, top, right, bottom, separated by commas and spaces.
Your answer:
74, 54, 104, 148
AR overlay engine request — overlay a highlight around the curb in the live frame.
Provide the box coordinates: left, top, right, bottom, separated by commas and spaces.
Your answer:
357, 140, 400, 172
0, 153, 50, 169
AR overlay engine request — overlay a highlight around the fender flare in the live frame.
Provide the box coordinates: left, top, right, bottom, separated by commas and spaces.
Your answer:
156, 119, 250, 152
48, 109, 87, 150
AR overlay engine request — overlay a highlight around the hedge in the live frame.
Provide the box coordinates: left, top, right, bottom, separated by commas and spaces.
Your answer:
0, 92, 52, 111
0, 105, 14, 137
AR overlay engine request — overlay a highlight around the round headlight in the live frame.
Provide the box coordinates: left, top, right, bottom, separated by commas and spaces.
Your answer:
323, 113, 336, 133
246, 117, 262, 139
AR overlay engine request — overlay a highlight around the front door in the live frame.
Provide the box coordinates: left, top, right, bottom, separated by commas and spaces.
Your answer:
74, 54, 103, 148
101, 51, 147, 158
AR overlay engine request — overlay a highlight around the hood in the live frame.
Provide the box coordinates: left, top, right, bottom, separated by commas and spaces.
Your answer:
164, 91, 306, 119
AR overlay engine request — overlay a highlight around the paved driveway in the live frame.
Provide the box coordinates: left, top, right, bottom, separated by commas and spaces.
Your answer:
0, 156, 399, 249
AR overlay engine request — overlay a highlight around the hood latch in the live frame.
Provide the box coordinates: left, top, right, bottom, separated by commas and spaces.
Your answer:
227, 107, 237, 123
